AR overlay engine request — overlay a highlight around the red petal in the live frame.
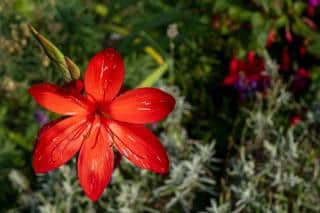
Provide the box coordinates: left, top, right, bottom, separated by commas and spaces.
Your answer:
77, 118, 114, 201
33, 116, 92, 173
29, 83, 92, 115
229, 57, 239, 75
247, 51, 256, 64
296, 68, 310, 78
223, 75, 237, 85
266, 30, 276, 47
108, 88, 175, 124
280, 48, 290, 71
105, 119, 169, 174
84, 48, 125, 103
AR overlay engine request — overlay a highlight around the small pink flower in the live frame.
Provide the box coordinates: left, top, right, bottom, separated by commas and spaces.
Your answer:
285, 29, 293, 43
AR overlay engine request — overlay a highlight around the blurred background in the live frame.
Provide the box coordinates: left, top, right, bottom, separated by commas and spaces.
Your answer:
1, 0, 320, 212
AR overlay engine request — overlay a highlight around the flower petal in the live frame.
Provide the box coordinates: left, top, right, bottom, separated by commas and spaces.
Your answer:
108, 88, 175, 124
77, 118, 114, 201
105, 120, 169, 174
29, 83, 92, 115
84, 48, 124, 103
223, 75, 237, 85
33, 116, 92, 173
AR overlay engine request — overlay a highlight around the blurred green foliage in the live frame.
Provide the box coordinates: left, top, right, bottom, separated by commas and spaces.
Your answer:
1, 0, 320, 212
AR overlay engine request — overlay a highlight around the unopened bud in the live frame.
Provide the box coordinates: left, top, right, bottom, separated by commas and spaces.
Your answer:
65, 57, 81, 80
28, 24, 71, 81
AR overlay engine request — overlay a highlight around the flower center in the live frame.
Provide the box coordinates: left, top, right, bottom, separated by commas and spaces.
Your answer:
93, 103, 111, 119
96, 109, 111, 119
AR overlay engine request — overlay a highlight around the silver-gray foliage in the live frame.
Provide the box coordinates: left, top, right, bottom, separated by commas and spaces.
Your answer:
221, 58, 320, 212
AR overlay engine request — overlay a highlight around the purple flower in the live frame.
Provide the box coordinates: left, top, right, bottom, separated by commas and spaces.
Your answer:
309, 0, 320, 7
150, 123, 158, 130
34, 109, 49, 125
233, 78, 246, 93
223, 51, 270, 100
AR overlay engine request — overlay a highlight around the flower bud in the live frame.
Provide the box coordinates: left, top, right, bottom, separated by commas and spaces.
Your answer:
28, 24, 71, 81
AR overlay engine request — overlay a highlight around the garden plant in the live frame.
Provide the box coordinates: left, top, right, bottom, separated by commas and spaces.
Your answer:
0, 0, 319, 212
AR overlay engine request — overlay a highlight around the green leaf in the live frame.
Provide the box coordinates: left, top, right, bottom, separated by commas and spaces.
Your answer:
94, 3, 109, 17
137, 61, 170, 87
8, 132, 32, 151
308, 40, 320, 58
292, 20, 319, 40
292, 2, 306, 16
13, 0, 34, 17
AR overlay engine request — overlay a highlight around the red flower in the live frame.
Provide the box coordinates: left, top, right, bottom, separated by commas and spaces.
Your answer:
289, 115, 302, 126
29, 48, 175, 201
223, 51, 269, 97
290, 67, 311, 93
307, 5, 316, 17
280, 48, 291, 72
266, 30, 276, 47
285, 29, 293, 43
